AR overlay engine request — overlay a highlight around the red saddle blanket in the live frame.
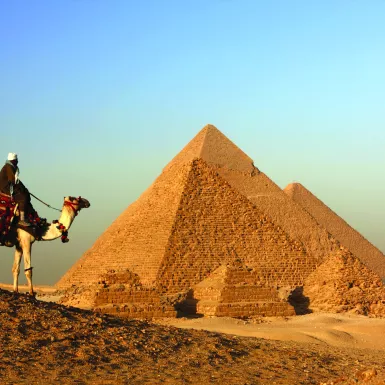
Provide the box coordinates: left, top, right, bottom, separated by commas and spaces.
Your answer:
0, 193, 18, 245
0, 193, 47, 245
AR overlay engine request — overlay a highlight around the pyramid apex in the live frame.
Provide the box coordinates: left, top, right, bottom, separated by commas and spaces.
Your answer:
165, 124, 256, 174
195, 123, 221, 138
283, 182, 307, 199
201, 123, 219, 131
285, 182, 303, 188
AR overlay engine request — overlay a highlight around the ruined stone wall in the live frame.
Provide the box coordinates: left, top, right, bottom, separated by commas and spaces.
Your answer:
214, 300, 295, 318
94, 270, 177, 319
284, 183, 385, 278
156, 159, 318, 293
57, 163, 192, 288
304, 248, 385, 316
94, 286, 177, 319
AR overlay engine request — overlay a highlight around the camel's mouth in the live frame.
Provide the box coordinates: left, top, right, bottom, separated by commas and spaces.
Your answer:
80, 199, 91, 209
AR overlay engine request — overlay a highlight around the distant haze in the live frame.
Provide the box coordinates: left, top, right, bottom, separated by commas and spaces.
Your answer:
1, 1, 384, 285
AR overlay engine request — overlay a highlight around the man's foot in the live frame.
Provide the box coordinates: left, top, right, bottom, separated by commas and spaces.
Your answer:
18, 220, 31, 227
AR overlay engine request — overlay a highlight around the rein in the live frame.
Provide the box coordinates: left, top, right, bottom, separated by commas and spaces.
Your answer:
31, 193, 82, 216
30, 193, 61, 212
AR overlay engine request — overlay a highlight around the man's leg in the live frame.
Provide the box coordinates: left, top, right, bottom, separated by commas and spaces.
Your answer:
13, 186, 31, 226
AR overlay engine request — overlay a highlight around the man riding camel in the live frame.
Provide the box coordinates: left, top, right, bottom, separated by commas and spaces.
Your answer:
0, 153, 32, 226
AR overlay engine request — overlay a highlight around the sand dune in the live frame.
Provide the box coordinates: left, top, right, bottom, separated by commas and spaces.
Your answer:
156, 313, 385, 350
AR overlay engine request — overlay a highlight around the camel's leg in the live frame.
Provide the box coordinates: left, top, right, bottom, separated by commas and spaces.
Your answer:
20, 239, 34, 296
12, 245, 23, 293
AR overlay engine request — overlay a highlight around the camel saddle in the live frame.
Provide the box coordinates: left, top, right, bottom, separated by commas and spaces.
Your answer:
0, 192, 47, 246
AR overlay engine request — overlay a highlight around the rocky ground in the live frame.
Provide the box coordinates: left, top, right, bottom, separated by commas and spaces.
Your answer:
0, 288, 385, 385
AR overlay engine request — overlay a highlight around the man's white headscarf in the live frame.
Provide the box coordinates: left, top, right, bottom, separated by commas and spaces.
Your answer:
7, 153, 17, 161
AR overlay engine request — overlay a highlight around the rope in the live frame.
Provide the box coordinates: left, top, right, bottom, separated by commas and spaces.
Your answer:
30, 192, 61, 212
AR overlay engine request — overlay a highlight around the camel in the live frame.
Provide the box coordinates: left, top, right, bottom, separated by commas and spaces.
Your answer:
3, 196, 90, 296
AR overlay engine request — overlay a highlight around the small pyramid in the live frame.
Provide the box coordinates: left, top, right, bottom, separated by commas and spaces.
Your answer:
184, 262, 296, 317
304, 247, 385, 316
284, 183, 385, 278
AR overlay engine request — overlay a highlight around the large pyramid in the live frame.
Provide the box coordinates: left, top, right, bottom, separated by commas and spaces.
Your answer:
57, 124, 385, 318
58, 157, 318, 292
284, 182, 385, 277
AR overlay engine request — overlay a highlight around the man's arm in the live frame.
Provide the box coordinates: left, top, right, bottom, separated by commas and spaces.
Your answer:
4, 164, 16, 195
5, 164, 16, 183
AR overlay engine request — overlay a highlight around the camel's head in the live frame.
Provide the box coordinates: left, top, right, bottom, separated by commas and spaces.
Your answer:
64, 196, 91, 215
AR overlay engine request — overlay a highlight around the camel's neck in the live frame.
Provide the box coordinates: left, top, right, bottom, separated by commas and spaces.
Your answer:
41, 205, 77, 241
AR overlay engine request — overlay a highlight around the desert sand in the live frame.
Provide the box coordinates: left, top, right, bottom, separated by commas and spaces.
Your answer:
1, 284, 385, 384
156, 312, 385, 351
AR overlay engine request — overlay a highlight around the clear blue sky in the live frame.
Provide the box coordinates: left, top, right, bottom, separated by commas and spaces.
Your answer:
1, 0, 384, 285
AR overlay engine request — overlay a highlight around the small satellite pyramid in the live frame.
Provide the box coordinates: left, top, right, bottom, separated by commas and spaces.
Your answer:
303, 247, 385, 316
